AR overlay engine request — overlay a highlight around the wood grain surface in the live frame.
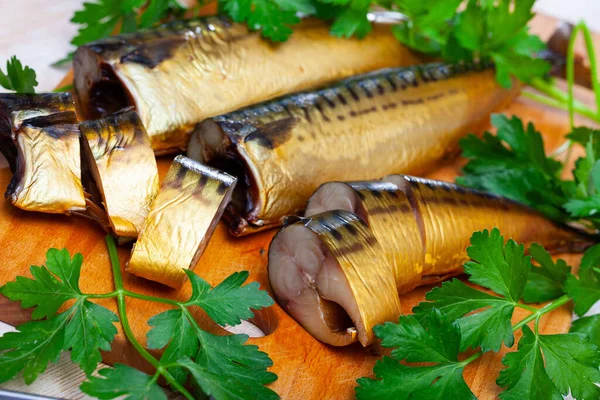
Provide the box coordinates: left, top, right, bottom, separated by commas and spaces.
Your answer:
0, 13, 599, 400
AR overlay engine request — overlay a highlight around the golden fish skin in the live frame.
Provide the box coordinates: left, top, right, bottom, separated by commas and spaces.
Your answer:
5, 112, 86, 214
80, 110, 159, 238
191, 62, 520, 236
127, 155, 236, 288
0, 93, 75, 171
345, 181, 425, 293
73, 17, 422, 154
385, 175, 593, 280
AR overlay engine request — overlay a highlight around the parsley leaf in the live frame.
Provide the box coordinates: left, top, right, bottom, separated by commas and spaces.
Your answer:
330, 7, 371, 39
192, 332, 278, 399
146, 270, 276, 397
356, 309, 475, 400
522, 243, 571, 303
65, 300, 119, 375
564, 265, 600, 316
464, 228, 530, 302
185, 270, 274, 327
0, 249, 119, 378
564, 243, 600, 316
223, 0, 300, 42
392, 0, 550, 87
0, 56, 38, 94
147, 309, 196, 385
538, 332, 600, 399
81, 364, 167, 400
1, 237, 277, 399
413, 279, 516, 352
0, 313, 69, 384
1, 249, 83, 319
497, 325, 563, 400
571, 315, 600, 348
413, 228, 538, 352
1, 264, 79, 320
459, 115, 572, 222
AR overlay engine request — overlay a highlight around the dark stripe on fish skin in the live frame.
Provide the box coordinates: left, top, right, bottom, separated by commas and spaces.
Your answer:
320, 94, 336, 108
345, 223, 359, 236
120, 37, 186, 68
346, 86, 360, 101
382, 103, 397, 110
370, 188, 383, 198
314, 102, 330, 122
198, 173, 209, 189
282, 104, 295, 118
337, 93, 348, 105
361, 85, 373, 98
426, 93, 445, 101
330, 229, 343, 241
340, 242, 364, 255
402, 99, 424, 106
23, 111, 78, 128
337, 115, 346, 121
350, 106, 377, 117
216, 181, 228, 194
302, 107, 312, 123
244, 117, 296, 149
385, 76, 398, 91
175, 165, 188, 185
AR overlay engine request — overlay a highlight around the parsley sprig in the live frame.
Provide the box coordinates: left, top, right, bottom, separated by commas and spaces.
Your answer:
357, 228, 600, 399
458, 114, 600, 229
59, 0, 552, 88
0, 56, 38, 94
0, 236, 277, 400
55, 0, 190, 65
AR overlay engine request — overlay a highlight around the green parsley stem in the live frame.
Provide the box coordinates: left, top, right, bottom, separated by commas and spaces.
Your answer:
515, 303, 539, 313
121, 289, 182, 306
512, 295, 571, 332
528, 79, 599, 122
104, 235, 195, 400
521, 90, 598, 122
567, 22, 600, 121
86, 291, 119, 299
460, 350, 483, 366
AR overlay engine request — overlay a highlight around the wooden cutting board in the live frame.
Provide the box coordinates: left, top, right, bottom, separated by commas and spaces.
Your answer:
0, 15, 598, 399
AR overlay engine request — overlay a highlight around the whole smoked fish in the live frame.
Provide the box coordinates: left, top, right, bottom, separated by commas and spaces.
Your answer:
269, 176, 594, 346
73, 17, 422, 153
190, 62, 520, 236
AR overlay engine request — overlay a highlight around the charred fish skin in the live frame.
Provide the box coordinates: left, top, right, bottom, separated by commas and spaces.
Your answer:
79, 110, 159, 238
73, 16, 422, 154
0, 93, 75, 171
268, 210, 400, 346
127, 155, 236, 288
5, 111, 86, 214
191, 62, 520, 236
